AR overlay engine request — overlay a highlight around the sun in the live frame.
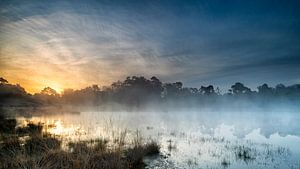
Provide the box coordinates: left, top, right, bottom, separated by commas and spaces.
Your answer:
47, 82, 63, 94
52, 86, 63, 94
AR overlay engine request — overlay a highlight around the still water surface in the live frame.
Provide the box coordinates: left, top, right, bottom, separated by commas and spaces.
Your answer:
17, 110, 300, 169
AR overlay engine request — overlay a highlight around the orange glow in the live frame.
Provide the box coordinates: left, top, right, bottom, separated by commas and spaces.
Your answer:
0, 68, 120, 94
0, 74, 110, 94
42, 81, 63, 94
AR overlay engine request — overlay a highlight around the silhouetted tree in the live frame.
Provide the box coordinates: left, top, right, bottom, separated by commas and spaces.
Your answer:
200, 85, 215, 95
1, 75, 300, 108
0, 78, 35, 106
150, 76, 163, 96
33, 87, 60, 105
0, 77, 8, 84
274, 84, 287, 96
41, 87, 59, 96
61, 85, 102, 105
257, 84, 273, 96
273, 84, 300, 97
230, 82, 252, 95
0, 83, 27, 96
163, 82, 183, 98
108, 76, 163, 107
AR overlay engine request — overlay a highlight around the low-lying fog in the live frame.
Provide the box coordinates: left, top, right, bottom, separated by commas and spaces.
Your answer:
10, 106, 300, 169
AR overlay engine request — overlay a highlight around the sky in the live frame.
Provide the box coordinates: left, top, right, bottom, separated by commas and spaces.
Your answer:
0, 0, 300, 93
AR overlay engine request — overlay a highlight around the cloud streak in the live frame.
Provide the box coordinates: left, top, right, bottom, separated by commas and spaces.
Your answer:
0, 0, 300, 93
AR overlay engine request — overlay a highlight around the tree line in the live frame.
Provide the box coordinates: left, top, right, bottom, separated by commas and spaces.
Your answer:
0, 76, 299, 108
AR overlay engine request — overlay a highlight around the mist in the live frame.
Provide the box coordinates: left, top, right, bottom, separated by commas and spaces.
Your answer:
1, 75, 300, 139
1, 76, 300, 168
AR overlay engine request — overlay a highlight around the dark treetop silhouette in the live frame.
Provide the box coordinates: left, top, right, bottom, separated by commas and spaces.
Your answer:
0, 76, 299, 110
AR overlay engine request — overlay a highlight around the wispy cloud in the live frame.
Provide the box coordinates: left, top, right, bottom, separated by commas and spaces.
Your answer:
0, 0, 300, 92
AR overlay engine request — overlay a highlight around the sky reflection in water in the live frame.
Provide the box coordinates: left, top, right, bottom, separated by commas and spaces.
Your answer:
16, 110, 300, 169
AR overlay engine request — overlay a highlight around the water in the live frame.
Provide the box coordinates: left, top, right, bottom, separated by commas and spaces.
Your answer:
16, 109, 300, 169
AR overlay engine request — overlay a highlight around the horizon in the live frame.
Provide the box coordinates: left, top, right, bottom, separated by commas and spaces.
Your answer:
1, 75, 299, 95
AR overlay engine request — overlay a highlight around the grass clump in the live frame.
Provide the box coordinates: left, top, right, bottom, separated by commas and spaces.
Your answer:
0, 136, 21, 157
0, 118, 16, 134
38, 150, 77, 169
86, 152, 126, 169
144, 141, 160, 156
25, 135, 61, 155
16, 122, 43, 136
221, 158, 230, 168
235, 145, 256, 162
125, 141, 160, 168
0, 119, 160, 169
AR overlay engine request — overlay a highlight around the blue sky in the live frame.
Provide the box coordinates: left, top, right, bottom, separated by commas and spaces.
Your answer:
0, 0, 300, 92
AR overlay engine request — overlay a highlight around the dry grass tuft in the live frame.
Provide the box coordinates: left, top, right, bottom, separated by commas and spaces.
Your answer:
25, 135, 61, 155
0, 118, 160, 169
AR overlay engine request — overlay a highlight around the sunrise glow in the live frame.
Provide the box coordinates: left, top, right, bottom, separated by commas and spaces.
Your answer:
1, 1, 300, 169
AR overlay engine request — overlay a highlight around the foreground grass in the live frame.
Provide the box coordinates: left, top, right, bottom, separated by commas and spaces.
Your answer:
0, 117, 160, 169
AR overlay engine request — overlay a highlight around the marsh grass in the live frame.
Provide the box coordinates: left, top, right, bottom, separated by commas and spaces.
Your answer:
0, 120, 160, 169
234, 145, 256, 162
221, 158, 231, 168
16, 121, 43, 136
2, 115, 293, 169
0, 118, 16, 134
